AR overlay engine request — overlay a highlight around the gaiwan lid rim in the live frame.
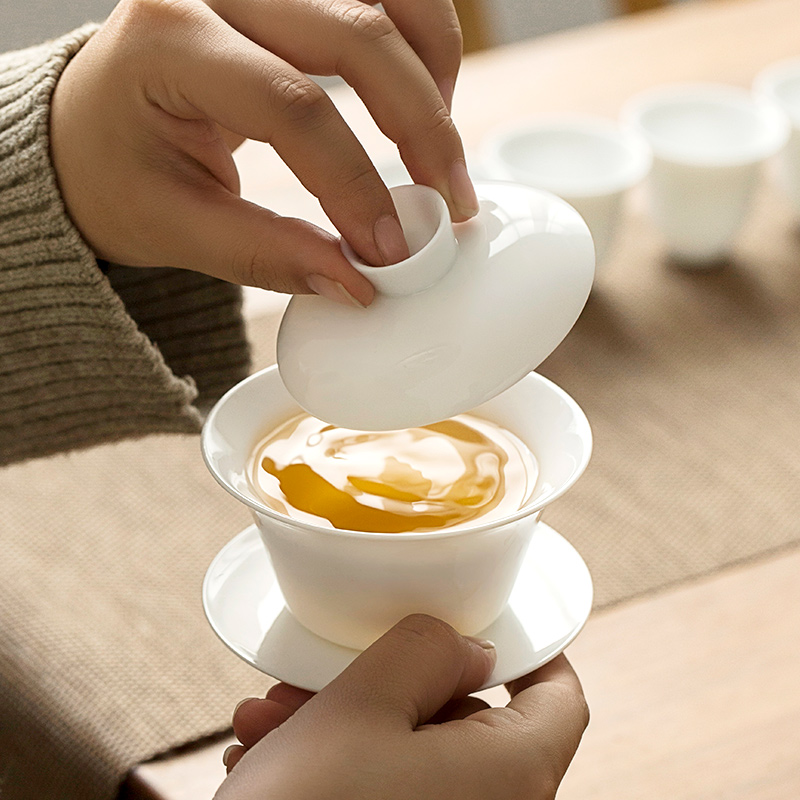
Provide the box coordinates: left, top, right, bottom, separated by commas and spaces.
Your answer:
276, 181, 595, 431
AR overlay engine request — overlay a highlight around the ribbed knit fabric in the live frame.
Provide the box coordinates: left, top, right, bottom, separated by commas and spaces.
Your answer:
0, 27, 250, 467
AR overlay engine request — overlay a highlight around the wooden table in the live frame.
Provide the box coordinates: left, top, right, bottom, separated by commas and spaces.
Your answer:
126, 0, 800, 796
129, 547, 800, 800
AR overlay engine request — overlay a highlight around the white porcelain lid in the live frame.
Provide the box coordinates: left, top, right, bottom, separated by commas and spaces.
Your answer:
277, 182, 594, 431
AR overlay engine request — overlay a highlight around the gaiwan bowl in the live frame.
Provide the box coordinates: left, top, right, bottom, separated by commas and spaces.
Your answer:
201, 365, 591, 650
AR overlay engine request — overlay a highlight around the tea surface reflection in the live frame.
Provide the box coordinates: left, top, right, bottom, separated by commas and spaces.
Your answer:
249, 413, 538, 533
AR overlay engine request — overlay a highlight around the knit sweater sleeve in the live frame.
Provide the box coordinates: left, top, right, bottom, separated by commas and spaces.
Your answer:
0, 27, 251, 467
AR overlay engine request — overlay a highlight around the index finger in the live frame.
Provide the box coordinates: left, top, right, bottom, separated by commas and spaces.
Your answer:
203, 0, 478, 222
425, 655, 589, 796
505, 653, 585, 700
503, 655, 590, 782
376, 0, 462, 110
142, 2, 409, 269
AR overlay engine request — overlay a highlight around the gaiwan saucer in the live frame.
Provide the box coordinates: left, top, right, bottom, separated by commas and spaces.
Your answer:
202, 523, 593, 693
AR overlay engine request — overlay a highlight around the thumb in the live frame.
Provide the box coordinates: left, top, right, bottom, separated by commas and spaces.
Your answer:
133, 178, 377, 307
320, 614, 497, 729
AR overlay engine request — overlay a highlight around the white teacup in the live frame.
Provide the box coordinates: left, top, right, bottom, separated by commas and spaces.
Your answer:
202, 365, 591, 650
754, 58, 800, 215
622, 83, 789, 265
481, 115, 652, 266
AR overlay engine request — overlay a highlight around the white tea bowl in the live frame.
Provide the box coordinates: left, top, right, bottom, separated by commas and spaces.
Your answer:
201, 365, 591, 650
622, 83, 790, 264
754, 58, 800, 214
481, 115, 652, 265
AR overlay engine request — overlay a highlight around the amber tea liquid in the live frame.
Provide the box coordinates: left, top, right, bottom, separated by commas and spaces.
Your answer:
248, 413, 538, 533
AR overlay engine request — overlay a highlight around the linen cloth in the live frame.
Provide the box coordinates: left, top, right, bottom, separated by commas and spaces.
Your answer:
3, 184, 800, 800
1, 24, 252, 799
0, 314, 278, 800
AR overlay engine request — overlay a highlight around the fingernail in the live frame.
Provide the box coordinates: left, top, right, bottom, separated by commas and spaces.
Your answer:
449, 159, 480, 219
222, 744, 238, 768
306, 274, 367, 308
464, 635, 498, 671
464, 636, 497, 676
465, 635, 496, 651
374, 214, 409, 265
437, 78, 455, 112
233, 697, 257, 717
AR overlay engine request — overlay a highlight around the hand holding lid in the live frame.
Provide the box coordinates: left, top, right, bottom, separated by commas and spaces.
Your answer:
277, 182, 595, 430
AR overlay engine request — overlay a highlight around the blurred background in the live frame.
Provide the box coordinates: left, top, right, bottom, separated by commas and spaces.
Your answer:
1, 0, 687, 54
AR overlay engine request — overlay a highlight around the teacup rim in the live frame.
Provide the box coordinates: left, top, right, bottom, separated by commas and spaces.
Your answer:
621, 81, 790, 167
201, 366, 592, 541
480, 112, 653, 199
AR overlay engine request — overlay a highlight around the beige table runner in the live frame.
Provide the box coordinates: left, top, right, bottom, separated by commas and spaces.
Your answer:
541, 185, 800, 605
2, 186, 800, 800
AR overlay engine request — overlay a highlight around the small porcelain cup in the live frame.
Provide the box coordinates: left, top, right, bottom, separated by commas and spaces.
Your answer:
201, 365, 591, 650
622, 83, 789, 265
754, 59, 800, 215
481, 115, 652, 265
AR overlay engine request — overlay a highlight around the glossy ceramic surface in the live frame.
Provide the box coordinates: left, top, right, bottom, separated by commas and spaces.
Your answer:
754, 58, 800, 214
622, 83, 790, 263
276, 181, 594, 431
202, 366, 591, 648
202, 522, 593, 692
481, 115, 652, 265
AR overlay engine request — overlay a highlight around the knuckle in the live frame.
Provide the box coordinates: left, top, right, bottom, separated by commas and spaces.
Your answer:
335, 161, 382, 200
230, 242, 286, 293
441, 19, 464, 57
398, 105, 457, 159
269, 75, 330, 129
115, 0, 211, 63
229, 245, 259, 289
427, 104, 459, 138
231, 216, 320, 294
120, 0, 198, 28
335, 2, 398, 46
553, 679, 590, 730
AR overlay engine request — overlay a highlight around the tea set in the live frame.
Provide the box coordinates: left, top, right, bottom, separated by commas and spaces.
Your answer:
202, 179, 594, 690
484, 64, 800, 267
200, 58, 800, 691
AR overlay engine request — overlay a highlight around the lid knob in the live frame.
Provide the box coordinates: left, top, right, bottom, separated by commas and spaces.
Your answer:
342, 185, 457, 295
